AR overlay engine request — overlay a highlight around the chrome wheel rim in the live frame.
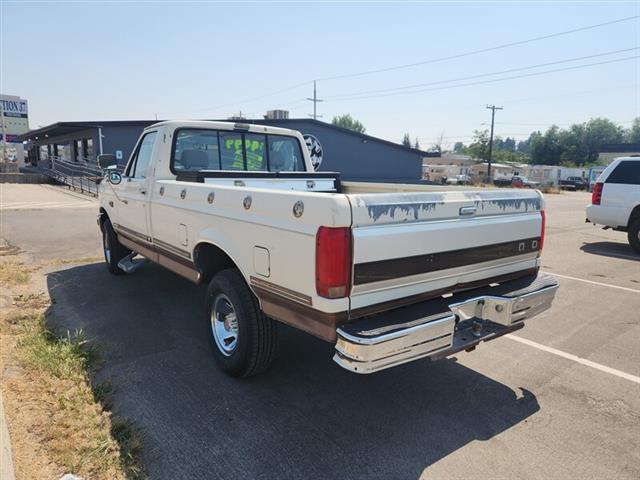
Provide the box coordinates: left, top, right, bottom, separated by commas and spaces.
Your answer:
103, 229, 112, 264
211, 294, 239, 356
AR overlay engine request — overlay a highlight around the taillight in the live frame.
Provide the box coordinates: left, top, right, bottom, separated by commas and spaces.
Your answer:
315, 226, 352, 298
592, 182, 603, 205
539, 210, 546, 251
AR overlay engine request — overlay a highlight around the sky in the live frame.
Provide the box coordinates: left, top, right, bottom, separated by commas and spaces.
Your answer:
2, 1, 639, 150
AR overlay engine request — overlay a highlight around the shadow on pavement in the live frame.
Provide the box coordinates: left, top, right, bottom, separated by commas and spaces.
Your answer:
46, 263, 539, 480
580, 241, 639, 261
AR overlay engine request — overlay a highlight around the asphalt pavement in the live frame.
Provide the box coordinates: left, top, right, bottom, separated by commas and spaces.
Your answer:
1, 185, 638, 479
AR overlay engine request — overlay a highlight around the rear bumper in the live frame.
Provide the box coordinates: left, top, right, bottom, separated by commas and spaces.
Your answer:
334, 273, 558, 374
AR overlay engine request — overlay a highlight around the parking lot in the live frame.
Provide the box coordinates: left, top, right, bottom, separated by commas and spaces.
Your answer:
2, 184, 639, 480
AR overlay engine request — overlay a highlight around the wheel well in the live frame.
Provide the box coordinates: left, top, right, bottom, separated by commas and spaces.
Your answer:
194, 242, 238, 283
629, 205, 640, 226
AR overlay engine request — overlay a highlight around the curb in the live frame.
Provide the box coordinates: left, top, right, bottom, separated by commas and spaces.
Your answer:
0, 391, 16, 480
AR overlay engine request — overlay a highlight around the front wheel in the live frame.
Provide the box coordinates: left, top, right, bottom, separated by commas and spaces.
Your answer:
101, 218, 131, 275
628, 217, 640, 253
206, 269, 278, 377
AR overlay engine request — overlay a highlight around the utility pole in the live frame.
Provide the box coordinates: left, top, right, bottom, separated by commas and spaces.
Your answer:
307, 80, 323, 120
486, 104, 503, 182
0, 101, 7, 164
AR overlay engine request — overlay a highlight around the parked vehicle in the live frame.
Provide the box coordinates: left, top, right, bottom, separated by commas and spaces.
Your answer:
97, 120, 558, 377
494, 175, 539, 189
446, 174, 472, 185
511, 176, 539, 189
560, 176, 588, 191
586, 156, 640, 252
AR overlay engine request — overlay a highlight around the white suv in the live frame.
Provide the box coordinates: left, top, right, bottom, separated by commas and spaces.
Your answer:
586, 156, 640, 252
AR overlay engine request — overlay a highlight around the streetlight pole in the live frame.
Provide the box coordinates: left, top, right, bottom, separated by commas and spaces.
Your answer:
486, 104, 503, 182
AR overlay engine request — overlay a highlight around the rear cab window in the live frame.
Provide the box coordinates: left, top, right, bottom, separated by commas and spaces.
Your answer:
172, 128, 305, 174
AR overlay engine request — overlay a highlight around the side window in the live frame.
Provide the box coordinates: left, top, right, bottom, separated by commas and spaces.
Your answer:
219, 132, 244, 170
606, 161, 640, 185
127, 131, 157, 179
174, 129, 220, 171
245, 133, 267, 171
268, 136, 304, 172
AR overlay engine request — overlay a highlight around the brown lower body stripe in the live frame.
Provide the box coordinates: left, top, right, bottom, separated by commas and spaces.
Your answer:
115, 228, 201, 283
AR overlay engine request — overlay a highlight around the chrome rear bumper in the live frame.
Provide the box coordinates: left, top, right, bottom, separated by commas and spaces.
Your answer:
334, 273, 558, 374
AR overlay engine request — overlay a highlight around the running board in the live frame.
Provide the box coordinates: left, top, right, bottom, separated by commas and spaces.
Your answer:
117, 252, 148, 273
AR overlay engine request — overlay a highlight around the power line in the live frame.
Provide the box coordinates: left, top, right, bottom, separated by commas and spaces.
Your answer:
323, 55, 639, 102
156, 81, 312, 116
316, 15, 639, 81
155, 16, 638, 118
324, 48, 637, 100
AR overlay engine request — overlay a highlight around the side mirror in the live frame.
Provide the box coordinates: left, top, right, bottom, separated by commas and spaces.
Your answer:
107, 170, 122, 185
98, 154, 117, 169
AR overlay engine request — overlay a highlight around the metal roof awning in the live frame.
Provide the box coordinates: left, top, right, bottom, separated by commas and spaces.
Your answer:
17, 122, 101, 142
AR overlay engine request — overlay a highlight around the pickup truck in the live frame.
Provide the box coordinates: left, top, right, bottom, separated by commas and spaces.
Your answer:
97, 120, 558, 377
586, 156, 640, 252
560, 176, 588, 191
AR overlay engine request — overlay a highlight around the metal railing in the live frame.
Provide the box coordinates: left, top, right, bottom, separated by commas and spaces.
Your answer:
37, 155, 103, 196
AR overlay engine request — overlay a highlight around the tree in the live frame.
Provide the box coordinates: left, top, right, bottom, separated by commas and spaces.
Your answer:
402, 133, 411, 147
332, 114, 366, 133
414, 139, 420, 150
453, 141, 464, 153
530, 127, 562, 165
626, 118, 640, 143
503, 137, 516, 152
430, 132, 445, 154
467, 129, 489, 161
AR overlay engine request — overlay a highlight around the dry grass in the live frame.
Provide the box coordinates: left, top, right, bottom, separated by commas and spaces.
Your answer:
0, 259, 145, 480
44, 256, 103, 266
0, 260, 33, 286
539, 185, 563, 194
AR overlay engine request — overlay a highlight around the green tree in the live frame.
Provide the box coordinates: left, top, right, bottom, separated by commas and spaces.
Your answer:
503, 137, 516, 152
531, 127, 562, 165
626, 118, 640, 143
331, 114, 366, 133
453, 141, 464, 153
414, 139, 420, 150
402, 133, 411, 147
467, 130, 489, 161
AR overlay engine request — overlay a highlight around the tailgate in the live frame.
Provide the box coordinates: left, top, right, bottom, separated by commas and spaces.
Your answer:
347, 189, 544, 312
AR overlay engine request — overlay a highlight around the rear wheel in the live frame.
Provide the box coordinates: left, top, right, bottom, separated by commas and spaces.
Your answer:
206, 269, 278, 377
628, 217, 640, 253
101, 218, 131, 274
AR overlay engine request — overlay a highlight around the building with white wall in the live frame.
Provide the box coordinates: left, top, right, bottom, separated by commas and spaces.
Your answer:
0, 94, 29, 169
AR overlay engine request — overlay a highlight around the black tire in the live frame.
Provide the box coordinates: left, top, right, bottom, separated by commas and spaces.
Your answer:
101, 218, 131, 275
206, 269, 278, 378
628, 217, 640, 253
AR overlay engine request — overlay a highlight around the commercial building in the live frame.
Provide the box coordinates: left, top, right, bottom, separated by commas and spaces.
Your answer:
1, 94, 29, 169
19, 117, 428, 183
598, 143, 640, 164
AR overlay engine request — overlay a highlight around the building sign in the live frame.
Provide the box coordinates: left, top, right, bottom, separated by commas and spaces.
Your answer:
304, 134, 323, 170
1, 98, 28, 118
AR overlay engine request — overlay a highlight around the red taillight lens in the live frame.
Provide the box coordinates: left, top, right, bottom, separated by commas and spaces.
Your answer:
315, 227, 352, 299
539, 210, 546, 251
592, 182, 603, 205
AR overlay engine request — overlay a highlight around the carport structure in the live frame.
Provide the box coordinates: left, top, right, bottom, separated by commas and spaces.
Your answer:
19, 120, 156, 168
